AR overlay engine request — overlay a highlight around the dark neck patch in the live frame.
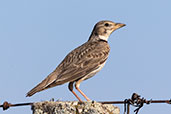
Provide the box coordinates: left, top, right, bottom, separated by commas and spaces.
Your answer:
99, 39, 108, 43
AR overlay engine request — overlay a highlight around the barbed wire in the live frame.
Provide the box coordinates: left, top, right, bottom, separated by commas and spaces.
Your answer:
100, 93, 171, 114
0, 93, 171, 114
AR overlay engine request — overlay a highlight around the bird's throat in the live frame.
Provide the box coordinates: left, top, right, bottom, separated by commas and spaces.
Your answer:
99, 35, 109, 41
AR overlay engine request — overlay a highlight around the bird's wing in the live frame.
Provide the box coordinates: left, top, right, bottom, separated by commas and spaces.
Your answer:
53, 40, 110, 84
26, 40, 110, 97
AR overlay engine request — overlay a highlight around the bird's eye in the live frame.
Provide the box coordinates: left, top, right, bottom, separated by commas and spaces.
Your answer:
104, 23, 109, 27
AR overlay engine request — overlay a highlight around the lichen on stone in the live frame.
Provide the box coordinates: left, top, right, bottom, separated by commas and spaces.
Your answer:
32, 101, 120, 114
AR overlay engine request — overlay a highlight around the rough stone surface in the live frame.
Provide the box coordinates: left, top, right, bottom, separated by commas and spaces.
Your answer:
32, 101, 120, 114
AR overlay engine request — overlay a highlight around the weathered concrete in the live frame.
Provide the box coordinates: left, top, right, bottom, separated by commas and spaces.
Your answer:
32, 101, 120, 114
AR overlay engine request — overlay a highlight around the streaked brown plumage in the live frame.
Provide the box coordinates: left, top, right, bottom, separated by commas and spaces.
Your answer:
26, 20, 125, 101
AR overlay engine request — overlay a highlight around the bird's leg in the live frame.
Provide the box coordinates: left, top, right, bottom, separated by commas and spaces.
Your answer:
75, 81, 91, 101
68, 82, 82, 102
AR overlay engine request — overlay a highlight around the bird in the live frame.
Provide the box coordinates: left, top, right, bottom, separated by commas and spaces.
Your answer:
26, 20, 125, 101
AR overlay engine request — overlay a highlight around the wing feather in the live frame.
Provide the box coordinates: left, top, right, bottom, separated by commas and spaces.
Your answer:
54, 40, 110, 84
26, 40, 110, 96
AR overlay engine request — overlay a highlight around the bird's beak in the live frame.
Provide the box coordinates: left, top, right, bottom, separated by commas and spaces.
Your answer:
116, 23, 126, 28
112, 23, 126, 31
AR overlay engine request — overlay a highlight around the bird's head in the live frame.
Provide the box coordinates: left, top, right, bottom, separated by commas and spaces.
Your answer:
89, 20, 126, 41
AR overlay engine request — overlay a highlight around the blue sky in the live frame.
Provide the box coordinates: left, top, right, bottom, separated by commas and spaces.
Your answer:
0, 0, 171, 114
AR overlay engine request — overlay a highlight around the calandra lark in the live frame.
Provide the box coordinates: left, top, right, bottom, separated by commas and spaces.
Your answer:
26, 20, 125, 101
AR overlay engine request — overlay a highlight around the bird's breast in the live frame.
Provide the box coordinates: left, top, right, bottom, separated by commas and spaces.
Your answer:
83, 61, 106, 80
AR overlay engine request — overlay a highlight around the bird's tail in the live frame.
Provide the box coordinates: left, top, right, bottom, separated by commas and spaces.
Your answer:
26, 85, 44, 97
26, 71, 58, 97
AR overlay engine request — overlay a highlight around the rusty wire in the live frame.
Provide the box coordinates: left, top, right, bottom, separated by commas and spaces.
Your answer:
100, 93, 171, 114
0, 93, 171, 114
0, 102, 33, 111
